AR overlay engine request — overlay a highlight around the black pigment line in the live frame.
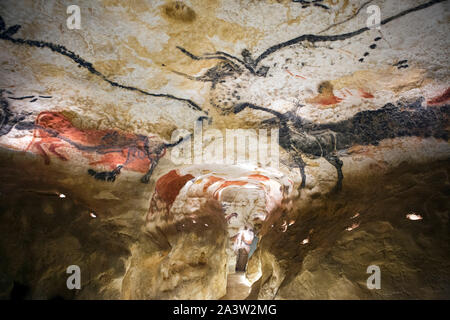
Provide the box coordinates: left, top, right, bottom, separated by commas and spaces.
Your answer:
393, 60, 408, 66
176, 46, 239, 68
293, 0, 328, 7
254, 0, 446, 66
206, 51, 256, 74
233, 102, 285, 119
12, 118, 189, 184
164, 135, 189, 148
0, 29, 203, 112
7, 95, 34, 100
14, 119, 189, 156
176, 46, 255, 73
314, 3, 329, 9
88, 165, 123, 182
319, 0, 374, 34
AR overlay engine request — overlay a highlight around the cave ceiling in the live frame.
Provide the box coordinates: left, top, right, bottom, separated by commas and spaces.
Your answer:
0, 0, 449, 300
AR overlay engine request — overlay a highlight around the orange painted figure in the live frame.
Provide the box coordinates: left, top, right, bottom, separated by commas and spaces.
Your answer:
25, 111, 176, 183
307, 81, 342, 106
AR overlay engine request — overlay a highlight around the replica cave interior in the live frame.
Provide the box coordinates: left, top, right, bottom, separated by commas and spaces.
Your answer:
0, 0, 449, 300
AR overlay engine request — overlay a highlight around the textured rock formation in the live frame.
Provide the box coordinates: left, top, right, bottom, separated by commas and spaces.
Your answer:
121, 165, 294, 299
249, 160, 450, 299
0, 0, 449, 299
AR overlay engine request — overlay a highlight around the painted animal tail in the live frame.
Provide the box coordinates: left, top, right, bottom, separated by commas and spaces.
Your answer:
164, 134, 191, 148
88, 169, 96, 176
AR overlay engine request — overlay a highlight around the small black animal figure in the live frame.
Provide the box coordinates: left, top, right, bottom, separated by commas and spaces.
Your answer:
0, 89, 29, 136
139, 135, 188, 184
88, 165, 123, 182
292, 0, 329, 10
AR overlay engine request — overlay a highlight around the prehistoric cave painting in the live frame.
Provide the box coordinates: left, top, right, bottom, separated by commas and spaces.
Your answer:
0, 0, 448, 193
171, 0, 449, 192
427, 88, 450, 106
0, 16, 204, 113
234, 100, 449, 191
4, 92, 52, 102
147, 168, 291, 253
176, 0, 445, 88
358, 36, 383, 63
0, 90, 21, 137
162, 1, 196, 23
358, 35, 411, 67
17, 111, 184, 183
0, 0, 445, 114
304, 83, 374, 108
306, 81, 342, 106
0, 89, 33, 137
393, 60, 409, 70
88, 165, 123, 183
292, 0, 329, 10
0, 12, 205, 185
171, 50, 247, 88
303, 85, 375, 107
317, 0, 375, 34
1, 88, 187, 183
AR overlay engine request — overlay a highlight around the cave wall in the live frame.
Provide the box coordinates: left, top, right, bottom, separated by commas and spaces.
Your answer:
248, 160, 450, 299
0, 0, 449, 299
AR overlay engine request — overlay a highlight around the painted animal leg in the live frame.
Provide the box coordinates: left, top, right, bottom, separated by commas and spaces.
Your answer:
141, 158, 159, 184
34, 142, 51, 165
121, 148, 135, 167
293, 153, 307, 188
325, 154, 344, 192
48, 144, 68, 161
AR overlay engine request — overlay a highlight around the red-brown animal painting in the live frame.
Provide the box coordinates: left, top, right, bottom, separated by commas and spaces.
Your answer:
25, 111, 181, 183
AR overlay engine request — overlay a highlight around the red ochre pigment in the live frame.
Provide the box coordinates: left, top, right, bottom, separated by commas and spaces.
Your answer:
427, 88, 450, 105
155, 170, 195, 208
26, 111, 159, 172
